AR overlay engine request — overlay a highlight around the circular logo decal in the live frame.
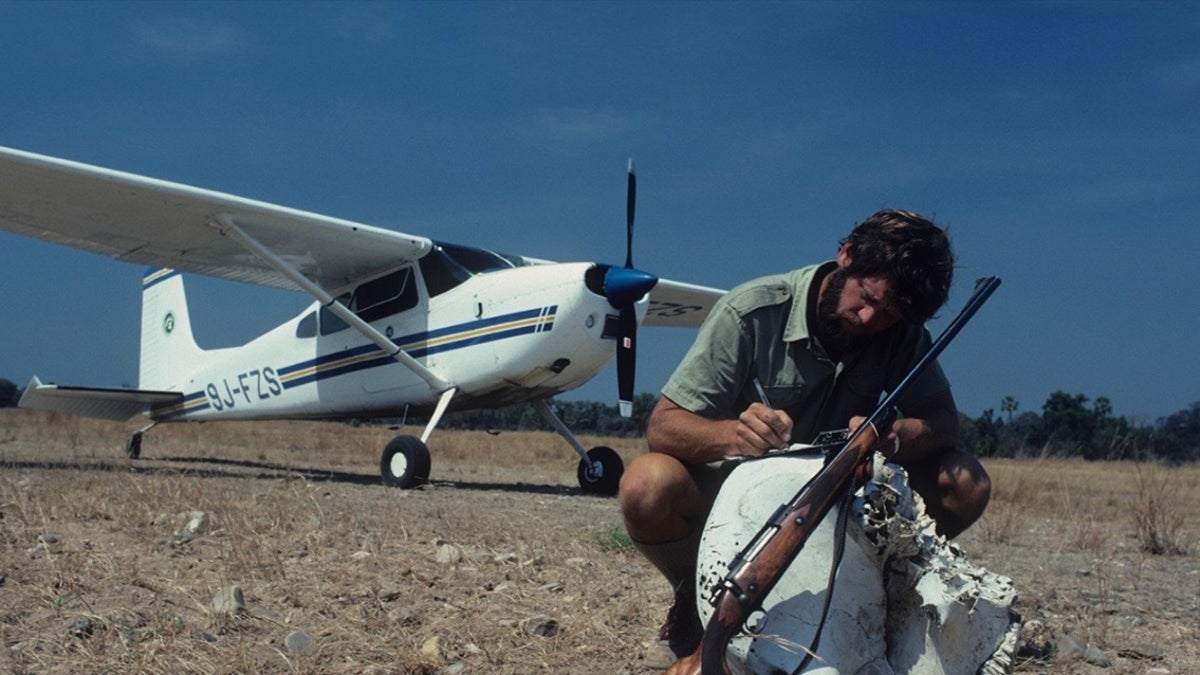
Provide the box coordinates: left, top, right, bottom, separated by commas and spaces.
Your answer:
163, 312, 176, 335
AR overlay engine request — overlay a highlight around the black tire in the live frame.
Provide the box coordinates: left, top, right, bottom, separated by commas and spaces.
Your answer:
380, 436, 432, 489
577, 446, 624, 495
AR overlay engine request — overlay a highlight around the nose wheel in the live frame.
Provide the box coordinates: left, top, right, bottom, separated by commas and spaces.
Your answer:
577, 446, 624, 495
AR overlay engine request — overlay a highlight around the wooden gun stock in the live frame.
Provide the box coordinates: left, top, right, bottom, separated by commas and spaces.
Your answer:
667, 276, 1001, 675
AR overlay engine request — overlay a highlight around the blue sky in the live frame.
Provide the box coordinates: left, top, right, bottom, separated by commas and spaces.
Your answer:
1, 1, 1196, 424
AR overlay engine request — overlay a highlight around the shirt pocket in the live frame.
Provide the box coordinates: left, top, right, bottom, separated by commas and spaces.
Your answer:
758, 366, 828, 413
838, 368, 889, 413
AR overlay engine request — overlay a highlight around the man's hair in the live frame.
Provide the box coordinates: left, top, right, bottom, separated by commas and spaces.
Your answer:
840, 209, 954, 323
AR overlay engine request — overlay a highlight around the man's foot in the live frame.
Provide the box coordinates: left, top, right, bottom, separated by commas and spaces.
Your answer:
657, 589, 704, 657
640, 589, 703, 669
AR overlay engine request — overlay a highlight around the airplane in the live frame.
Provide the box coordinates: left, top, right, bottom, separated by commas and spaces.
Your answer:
0, 145, 726, 494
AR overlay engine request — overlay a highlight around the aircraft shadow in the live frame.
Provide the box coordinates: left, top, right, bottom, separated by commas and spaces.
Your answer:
1, 456, 597, 498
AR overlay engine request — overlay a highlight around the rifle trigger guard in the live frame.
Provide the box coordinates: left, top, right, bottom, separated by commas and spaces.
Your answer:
744, 609, 767, 635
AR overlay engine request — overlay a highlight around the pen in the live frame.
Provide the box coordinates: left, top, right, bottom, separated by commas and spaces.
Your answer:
752, 377, 772, 408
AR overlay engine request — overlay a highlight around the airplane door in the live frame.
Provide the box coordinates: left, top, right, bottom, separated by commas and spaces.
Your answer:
354, 266, 429, 396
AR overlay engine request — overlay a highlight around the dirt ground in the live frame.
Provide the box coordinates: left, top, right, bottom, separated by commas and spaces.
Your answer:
1, 411, 1197, 674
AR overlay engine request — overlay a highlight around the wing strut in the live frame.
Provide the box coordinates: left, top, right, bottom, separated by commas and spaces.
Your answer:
211, 214, 451, 393
534, 399, 590, 463
420, 387, 458, 443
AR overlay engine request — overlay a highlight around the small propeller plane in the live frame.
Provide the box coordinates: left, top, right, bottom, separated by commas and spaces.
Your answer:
0, 145, 726, 494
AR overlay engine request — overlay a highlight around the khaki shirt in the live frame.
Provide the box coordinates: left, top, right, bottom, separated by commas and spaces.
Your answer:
661, 262, 950, 444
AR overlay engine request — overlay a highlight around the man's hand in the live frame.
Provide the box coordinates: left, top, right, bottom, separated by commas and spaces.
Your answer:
849, 414, 898, 458
848, 389, 958, 463
646, 396, 795, 464
735, 402, 793, 457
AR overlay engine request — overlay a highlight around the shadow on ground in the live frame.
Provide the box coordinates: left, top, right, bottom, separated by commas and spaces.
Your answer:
1, 456, 601, 498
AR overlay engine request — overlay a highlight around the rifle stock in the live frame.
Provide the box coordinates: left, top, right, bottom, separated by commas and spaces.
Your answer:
667, 276, 1001, 675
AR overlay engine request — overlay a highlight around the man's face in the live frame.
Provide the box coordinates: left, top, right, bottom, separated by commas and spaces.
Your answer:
835, 274, 904, 337
818, 267, 903, 350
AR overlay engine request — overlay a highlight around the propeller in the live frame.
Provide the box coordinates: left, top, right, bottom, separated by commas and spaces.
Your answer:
603, 158, 658, 417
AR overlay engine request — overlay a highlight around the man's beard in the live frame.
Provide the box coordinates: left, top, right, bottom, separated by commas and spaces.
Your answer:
816, 267, 868, 357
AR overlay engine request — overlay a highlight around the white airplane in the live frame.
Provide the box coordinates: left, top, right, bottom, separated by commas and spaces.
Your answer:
0, 146, 725, 494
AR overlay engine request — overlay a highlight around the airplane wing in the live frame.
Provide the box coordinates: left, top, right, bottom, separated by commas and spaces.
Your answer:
18, 376, 183, 422
644, 278, 726, 328
0, 146, 433, 292
1, 145, 727, 326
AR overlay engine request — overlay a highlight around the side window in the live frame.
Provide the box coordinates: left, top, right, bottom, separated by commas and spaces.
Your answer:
311, 268, 419, 337
296, 311, 317, 338
320, 293, 351, 336
353, 268, 418, 323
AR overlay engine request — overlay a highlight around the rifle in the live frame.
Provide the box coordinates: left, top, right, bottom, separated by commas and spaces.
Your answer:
666, 276, 1001, 675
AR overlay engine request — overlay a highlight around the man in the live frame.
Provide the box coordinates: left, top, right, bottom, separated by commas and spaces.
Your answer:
618, 209, 992, 660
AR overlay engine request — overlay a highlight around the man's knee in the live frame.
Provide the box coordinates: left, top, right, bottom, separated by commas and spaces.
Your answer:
953, 456, 992, 530
905, 449, 991, 539
619, 454, 669, 513
619, 453, 698, 542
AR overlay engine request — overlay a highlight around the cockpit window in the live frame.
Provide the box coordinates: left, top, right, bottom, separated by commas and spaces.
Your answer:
419, 247, 473, 298
440, 243, 516, 274
420, 241, 531, 298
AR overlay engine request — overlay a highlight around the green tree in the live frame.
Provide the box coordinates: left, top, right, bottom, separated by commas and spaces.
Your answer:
1037, 391, 1097, 457
968, 408, 1001, 457
1156, 402, 1200, 462
0, 378, 18, 407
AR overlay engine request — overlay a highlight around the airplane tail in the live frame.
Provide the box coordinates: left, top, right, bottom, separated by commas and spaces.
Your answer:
139, 268, 205, 391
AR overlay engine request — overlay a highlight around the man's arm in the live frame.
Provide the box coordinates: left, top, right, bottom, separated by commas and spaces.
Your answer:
646, 395, 794, 464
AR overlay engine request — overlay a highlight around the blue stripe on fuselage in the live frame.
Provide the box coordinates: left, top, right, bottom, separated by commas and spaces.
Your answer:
273, 305, 557, 390
160, 306, 557, 418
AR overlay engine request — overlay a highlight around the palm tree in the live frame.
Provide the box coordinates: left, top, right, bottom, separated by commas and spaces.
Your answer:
1000, 396, 1018, 424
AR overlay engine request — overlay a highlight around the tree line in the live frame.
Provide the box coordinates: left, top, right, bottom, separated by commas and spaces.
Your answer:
2, 378, 1196, 462
442, 389, 1200, 463
961, 392, 1199, 463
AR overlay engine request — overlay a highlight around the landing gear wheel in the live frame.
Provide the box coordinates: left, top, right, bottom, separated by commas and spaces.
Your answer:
577, 446, 624, 495
125, 431, 143, 459
380, 435, 432, 489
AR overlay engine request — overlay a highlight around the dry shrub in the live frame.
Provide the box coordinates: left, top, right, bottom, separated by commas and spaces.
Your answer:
1130, 459, 1190, 555
977, 456, 1058, 546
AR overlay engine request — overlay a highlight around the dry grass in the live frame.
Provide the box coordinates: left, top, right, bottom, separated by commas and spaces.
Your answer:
1, 411, 656, 674
963, 457, 1199, 670
978, 456, 1198, 555
2, 410, 1198, 674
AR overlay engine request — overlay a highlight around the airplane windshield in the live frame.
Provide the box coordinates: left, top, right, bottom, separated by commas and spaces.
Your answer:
421, 242, 531, 298
438, 242, 519, 274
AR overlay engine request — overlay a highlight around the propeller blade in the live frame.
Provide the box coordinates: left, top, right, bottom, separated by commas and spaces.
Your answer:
625, 158, 636, 269
612, 158, 650, 418
617, 305, 637, 417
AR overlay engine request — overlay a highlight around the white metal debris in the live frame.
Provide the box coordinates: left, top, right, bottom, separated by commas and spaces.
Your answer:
696, 455, 1019, 674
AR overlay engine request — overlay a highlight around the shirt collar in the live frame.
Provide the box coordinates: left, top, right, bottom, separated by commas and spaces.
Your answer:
783, 261, 836, 343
